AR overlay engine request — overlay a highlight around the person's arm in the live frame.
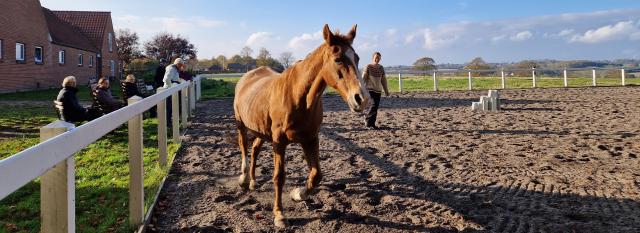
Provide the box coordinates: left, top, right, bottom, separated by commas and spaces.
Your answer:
381, 68, 389, 96
98, 90, 120, 107
362, 65, 370, 83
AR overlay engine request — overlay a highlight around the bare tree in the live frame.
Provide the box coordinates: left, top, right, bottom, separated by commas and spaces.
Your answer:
279, 52, 294, 69
115, 29, 142, 68
144, 32, 197, 61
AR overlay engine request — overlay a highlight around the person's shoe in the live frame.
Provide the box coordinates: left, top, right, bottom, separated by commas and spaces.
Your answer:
366, 125, 379, 130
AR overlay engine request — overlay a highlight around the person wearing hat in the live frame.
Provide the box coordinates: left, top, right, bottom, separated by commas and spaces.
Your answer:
163, 58, 186, 88
154, 58, 167, 89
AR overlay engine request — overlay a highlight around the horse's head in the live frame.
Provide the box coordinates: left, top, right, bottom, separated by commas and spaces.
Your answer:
320, 24, 370, 112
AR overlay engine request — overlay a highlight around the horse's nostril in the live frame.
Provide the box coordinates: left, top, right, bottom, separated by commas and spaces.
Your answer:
354, 94, 362, 105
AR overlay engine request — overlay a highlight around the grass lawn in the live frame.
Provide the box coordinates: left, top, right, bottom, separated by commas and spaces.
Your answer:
0, 77, 238, 232
0, 102, 180, 232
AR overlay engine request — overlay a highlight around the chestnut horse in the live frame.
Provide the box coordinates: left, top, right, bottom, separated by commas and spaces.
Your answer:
233, 24, 369, 227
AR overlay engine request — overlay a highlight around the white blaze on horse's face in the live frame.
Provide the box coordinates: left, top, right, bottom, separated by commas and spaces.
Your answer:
344, 47, 370, 112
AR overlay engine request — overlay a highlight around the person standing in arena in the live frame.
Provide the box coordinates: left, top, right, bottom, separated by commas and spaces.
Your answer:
362, 52, 389, 129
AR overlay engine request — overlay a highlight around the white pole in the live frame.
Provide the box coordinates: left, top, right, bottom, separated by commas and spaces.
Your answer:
171, 92, 180, 142
127, 96, 144, 228
501, 69, 505, 89
621, 69, 626, 86
563, 69, 568, 88
433, 71, 438, 91
592, 69, 597, 86
156, 87, 168, 167
189, 81, 196, 114
398, 73, 403, 93
468, 71, 472, 90
532, 67, 537, 88
181, 86, 188, 127
40, 121, 76, 233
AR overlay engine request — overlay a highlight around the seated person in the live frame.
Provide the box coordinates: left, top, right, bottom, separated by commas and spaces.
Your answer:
122, 74, 143, 101
56, 76, 88, 123
93, 77, 123, 114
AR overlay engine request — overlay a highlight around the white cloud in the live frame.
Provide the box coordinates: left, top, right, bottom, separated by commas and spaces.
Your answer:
151, 17, 226, 32
491, 35, 506, 42
385, 28, 398, 36
288, 31, 323, 49
510, 31, 533, 41
115, 15, 140, 22
570, 20, 639, 43
245, 32, 274, 46
557, 29, 575, 37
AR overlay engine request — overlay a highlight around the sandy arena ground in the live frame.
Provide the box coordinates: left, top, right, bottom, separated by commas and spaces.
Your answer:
149, 87, 640, 233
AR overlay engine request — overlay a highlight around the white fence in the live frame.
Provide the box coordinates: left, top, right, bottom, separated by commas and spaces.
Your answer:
0, 76, 203, 232
394, 67, 632, 93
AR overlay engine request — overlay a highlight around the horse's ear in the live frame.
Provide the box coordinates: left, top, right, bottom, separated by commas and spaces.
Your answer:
347, 24, 357, 44
323, 24, 335, 46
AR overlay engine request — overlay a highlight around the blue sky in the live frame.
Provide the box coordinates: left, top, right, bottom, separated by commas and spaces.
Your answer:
40, 0, 640, 65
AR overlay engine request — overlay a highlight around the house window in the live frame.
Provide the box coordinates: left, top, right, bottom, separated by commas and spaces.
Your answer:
108, 33, 113, 52
58, 50, 65, 64
78, 54, 83, 66
109, 60, 115, 76
34, 46, 43, 64
89, 55, 94, 67
15, 43, 25, 62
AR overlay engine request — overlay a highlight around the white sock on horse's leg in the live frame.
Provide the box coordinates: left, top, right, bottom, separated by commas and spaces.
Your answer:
290, 187, 308, 201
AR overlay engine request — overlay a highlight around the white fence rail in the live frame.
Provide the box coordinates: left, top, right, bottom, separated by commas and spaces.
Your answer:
0, 76, 203, 232
394, 67, 631, 92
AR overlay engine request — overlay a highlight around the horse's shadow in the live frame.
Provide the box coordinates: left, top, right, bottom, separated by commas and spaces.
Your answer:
317, 125, 640, 232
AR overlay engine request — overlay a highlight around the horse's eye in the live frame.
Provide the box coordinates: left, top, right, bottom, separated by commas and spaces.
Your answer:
335, 59, 343, 66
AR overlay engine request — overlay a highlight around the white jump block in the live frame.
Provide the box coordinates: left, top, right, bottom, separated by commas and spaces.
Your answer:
471, 90, 500, 112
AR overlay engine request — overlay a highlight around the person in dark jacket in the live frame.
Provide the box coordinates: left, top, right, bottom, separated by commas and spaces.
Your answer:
93, 78, 122, 114
154, 58, 167, 88
56, 76, 88, 123
122, 74, 143, 101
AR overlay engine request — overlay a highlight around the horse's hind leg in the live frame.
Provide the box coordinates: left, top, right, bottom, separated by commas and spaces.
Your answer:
249, 137, 264, 190
291, 137, 322, 201
237, 123, 251, 190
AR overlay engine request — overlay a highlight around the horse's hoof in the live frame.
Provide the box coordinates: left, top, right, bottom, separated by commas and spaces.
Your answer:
274, 216, 287, 228
290, 187, 308, 201
238, 175, 249, 190
249, 180, 257, 190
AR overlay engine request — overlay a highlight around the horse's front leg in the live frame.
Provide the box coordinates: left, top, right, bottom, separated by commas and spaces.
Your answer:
272, 142, 287, 228
291, 137, 322, 201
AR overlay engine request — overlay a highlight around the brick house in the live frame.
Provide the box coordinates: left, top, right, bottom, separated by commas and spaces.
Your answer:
0, 0, 119, 93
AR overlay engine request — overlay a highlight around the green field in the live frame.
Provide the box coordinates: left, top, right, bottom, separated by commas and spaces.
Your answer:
384, 75, 639, 92
0, 78, 234, 233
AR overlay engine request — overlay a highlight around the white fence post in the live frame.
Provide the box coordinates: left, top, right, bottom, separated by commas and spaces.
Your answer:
532, 67, 537, 88
398, 73, 403, 93
181, 87, 188, 127
563, 69, 568, 88
171, 91, 180, 142
622, 69, 626, 86
127, 96, 144, 228
468, 71, 472, 90
433, 71, 438, 91
40, 121, 75, 233
592, 69, 597, 86
156, 88, 168, 167
501, 69, 505, 89
189, 81, 196, 114
197, 77, 202, 100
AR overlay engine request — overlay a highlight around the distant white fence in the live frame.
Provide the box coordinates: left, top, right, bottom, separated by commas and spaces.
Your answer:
394, 67, 631, 92
0, 76, 203, 232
